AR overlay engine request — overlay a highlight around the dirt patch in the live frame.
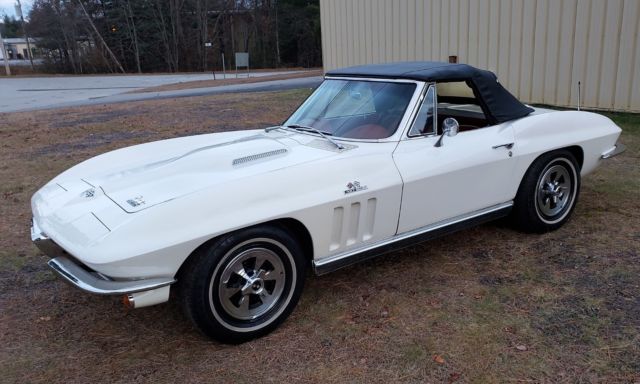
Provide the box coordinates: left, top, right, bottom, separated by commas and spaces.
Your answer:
0, 93, 638, 383
32, 131, 152, 157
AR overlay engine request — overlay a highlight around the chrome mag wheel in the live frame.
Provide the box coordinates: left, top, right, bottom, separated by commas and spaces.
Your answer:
178, 226, 305, 343
217, 247, 286, 321
534, 158, 577, 223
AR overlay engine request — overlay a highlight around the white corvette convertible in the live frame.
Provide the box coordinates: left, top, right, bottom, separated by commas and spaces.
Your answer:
31, 62, 624, 343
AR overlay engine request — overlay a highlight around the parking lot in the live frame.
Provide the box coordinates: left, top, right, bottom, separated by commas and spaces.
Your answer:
0, 71, 312, 112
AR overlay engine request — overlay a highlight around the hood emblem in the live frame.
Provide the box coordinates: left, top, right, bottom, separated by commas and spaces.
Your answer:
127, 196, 145, 207
344, 181, 368, 194
82, 188, 96, 198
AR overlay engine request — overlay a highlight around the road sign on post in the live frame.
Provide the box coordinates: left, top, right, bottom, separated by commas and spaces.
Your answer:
235, 52, 249, 78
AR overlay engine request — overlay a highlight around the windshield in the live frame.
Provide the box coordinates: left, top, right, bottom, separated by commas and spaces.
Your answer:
284, 79, 417, 140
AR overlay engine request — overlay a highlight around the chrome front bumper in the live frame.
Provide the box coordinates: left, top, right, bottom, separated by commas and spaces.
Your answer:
47, 256, 175, 295
31, 220, 67, 259
601, 143, 626, 159
31, 221, 175, 295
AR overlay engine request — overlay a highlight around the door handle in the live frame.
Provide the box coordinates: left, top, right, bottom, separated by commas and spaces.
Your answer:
492, 142, 514, 150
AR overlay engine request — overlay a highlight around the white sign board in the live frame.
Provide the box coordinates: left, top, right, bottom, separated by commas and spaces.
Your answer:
235, 52, 249, 68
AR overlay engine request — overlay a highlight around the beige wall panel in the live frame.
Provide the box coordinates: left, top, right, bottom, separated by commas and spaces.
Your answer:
599, 0, 624, 109
467, 0, 479, 66
477, 0, 490, 69
556, 0, 577, 107
449, 0, 458, 57
431, 0, 441, 61
458, 0, 469, 64
319, 0, 640, 111
373, 0, 384, 63
531, 0, 547, 103
407, 0, 416, 61
439, 0, 448, 60
487, 0, 500, 73
384, 0, 393, 63
415, 0, 425, 61
497, 0, 511, 83
583, 0, 605, 108
507, 0, 523, 96
543, 0, 562, 105
423, 0, 433, 60
630, 2, 640, 110
613, 0, 638, 109
570, 0, 590, 108
519, 0, 536, 102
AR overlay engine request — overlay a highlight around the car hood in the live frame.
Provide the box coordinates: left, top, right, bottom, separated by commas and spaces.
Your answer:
52, 129, 348, 213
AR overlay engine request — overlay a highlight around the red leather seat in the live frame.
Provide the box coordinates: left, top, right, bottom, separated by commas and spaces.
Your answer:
344, 124, 389, 139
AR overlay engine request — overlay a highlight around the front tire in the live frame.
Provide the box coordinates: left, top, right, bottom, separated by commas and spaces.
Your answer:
177, 225, 307, 344
512, 150, 580, 233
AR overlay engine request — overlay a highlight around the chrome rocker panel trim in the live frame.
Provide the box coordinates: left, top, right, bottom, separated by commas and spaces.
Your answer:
48, 256, 176, 295
313, 202, 513, 275
601, 143, 626, 159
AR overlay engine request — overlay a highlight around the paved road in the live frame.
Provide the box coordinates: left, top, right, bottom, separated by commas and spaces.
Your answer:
0, 71, 321, 113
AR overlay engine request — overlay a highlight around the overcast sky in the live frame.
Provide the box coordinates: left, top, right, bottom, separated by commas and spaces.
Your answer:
1, 0, 31, 20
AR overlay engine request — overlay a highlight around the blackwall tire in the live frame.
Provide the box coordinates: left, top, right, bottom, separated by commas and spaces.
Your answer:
177, 225, 307, 344
512, 150, 580, 233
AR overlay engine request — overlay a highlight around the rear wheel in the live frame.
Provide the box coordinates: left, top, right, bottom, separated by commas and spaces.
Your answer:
177, 225, 307, 343
512, 150, 580, 233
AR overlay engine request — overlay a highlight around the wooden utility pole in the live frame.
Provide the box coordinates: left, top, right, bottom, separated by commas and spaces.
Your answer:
15, 0, 34, 70
76, 0, 126, 73
0, 30, 11, 76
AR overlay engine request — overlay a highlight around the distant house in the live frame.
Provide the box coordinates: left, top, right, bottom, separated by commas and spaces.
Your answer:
1, 37, 38, 60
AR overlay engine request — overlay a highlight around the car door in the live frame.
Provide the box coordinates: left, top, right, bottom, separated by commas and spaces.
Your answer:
392, 84, 517, 233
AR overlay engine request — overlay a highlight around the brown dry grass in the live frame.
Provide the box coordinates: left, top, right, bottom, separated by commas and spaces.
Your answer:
0, 91, 638, 383
128, 70, 322, 93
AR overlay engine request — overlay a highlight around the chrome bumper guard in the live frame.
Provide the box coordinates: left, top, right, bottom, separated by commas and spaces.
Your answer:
47, 257, 175, 295
601, 143, 626, 159
32, 222, 175, 295
31, 221, 67, 259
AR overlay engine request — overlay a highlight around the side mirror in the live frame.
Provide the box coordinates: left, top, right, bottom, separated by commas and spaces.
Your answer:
434, 117, 459, 147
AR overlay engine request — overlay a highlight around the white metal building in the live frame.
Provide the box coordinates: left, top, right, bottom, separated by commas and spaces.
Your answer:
319, 0, 640, 112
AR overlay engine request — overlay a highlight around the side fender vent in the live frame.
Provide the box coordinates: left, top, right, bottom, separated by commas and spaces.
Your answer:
232, 148, 288, 166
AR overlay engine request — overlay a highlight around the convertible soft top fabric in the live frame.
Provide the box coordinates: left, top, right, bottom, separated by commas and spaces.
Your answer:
326, 61, 534, 124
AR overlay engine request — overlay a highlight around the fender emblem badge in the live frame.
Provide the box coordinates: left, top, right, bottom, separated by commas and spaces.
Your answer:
344, 181, 368, 194
127, 196, 145, 207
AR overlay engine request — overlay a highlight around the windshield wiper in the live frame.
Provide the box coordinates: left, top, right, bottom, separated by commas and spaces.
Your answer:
284, 124, 345, 150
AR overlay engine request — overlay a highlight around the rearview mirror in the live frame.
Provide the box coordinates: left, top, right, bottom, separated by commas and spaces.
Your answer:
434, 118, 459, 147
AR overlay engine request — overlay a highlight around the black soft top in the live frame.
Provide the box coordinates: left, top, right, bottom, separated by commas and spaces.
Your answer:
326, 61, 533, 124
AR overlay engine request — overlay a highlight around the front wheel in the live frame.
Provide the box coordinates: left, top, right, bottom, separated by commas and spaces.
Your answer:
512, 150, 580, 233
177, 225, 307, 343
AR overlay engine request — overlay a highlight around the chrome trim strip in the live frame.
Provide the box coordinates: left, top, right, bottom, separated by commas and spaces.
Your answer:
313, 202, 513, 275
232, 148, 288, 165
406, 83, 438, 138
48, 256, 175, 295
324, 75, 422, 84
300, 76, 427, 143
601, 143, 626, 159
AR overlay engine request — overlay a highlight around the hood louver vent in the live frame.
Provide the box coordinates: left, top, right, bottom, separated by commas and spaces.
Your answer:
232, 148, 288, 166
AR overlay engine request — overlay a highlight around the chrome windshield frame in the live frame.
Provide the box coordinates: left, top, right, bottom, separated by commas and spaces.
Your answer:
281, 76, 427, 144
